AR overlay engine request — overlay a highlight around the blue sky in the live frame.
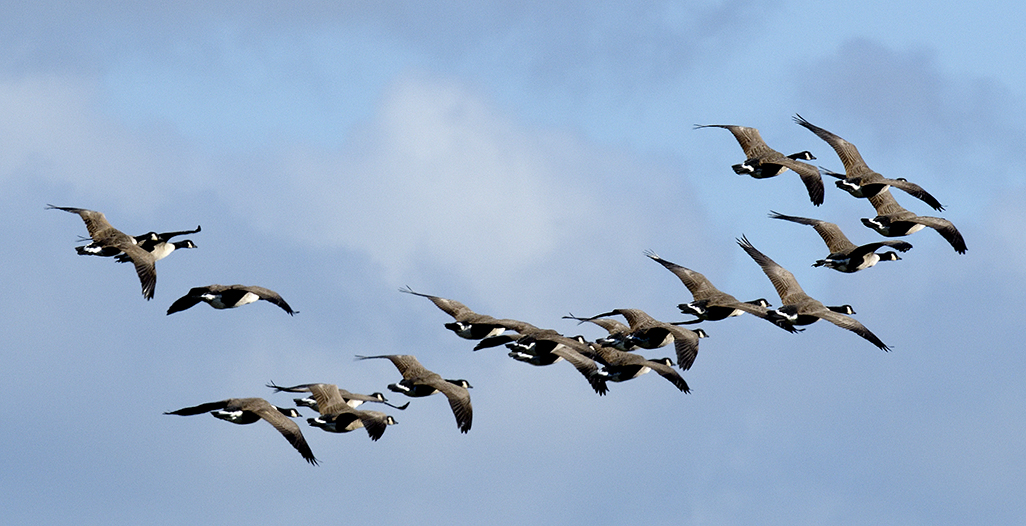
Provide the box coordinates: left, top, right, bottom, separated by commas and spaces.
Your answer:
3, 2, 1025, 524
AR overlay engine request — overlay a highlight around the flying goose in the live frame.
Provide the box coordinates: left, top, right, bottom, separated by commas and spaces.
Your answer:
164, 397, 318, 465
265, 383, 398, 441
583, 345, 690, 393
577, 308, 707, 371
862, 189, 967, 254
48, 205, 157, 300
77, 225, 200, 262
562, 313, 637, 350
399, 286, 509, 340
166, 284, 297, 315
768, 211, 913, 272
643, 250, 793, 332
736, 235, 891, 351
793, 114, 945, 211
473, 318, 610, 396
266, 382, 410, 411
695, 123, 824, 206
355, 354, 473, 433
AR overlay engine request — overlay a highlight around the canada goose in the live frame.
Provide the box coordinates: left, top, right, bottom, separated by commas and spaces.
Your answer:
768, 211, 913, 272
399, 286, 509, 340
562, 313, 636, 350
643, 250, 793, 332
48, 205, 157, 300
583, 345, 690, 393
355, 354, 473, 433
264, 382, 398, 441
793, 114, 945, 211
578, 308, 707, 371
474, 318, 609, 396
695, 123, 824, 206
266, 382, 410, 411
308, 408, 397, 441
164, 397, 318, 465
166, 284, 297, 315
737, 235, 891, 351
77, 225, 200, 261
862, 189, 967, 254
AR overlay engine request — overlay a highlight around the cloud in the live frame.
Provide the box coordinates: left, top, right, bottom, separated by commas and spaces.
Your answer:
0, 74, 198, 212
256, 73, 708, 305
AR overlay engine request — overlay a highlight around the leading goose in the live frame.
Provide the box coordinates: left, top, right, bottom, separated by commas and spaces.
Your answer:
793, 114, 945, 211
769, 211, 913, 272
399, 286, 508, 340
643, 250, 792, 331
48, 205, 157, 300
355, 354, 473, 434
166, 284, 297, 315
577, 308, 707, 371
164, 397, 318, 465
77, 225, 200, 262
695, 123, 824, 206
863, 189, 967, 254
736, 235, 891, 351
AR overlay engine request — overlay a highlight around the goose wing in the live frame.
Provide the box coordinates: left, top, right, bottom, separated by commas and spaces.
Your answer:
420, 375, 473, 433
793, 115, 873, 177
244, 398, 319, 465
814, 309, 891, 352
910, 216, 968, 254
737, 235, 807, 305
694, 124, 772, 158
644, 250, 725, 300
399, 285, 474, 320
236, 286, 296, 315
769, 211, 857, 254
774, 158, 825, 206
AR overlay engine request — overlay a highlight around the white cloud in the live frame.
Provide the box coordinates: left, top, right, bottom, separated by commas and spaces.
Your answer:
265, 73, 706, 303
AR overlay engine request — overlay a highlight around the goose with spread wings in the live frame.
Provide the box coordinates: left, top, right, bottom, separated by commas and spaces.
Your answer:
166, 284, 297, 315
737, 235, 891, 351
695, 123, 824, 206
355, 354, 473, 434
266, 382, 398, 441
48, 205, 157, 300
862, 189, 967, 254
793, 114, 944, 211
769, 211, 913, 272
164, 397, 318, 465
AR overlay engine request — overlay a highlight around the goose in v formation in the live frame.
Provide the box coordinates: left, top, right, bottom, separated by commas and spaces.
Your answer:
266, 382, 409, 412
474, 318, 610, 396
76, 225, 200, 262
164, 397, 318, 465
266, 382, 398, 441
643, 250, 794, 332
769, 211, 913, 272
736, 235, 891, 351
398, 285, 509, 340
695, 123, 824, 206
48, 205, 157, 300
355, 354, 473, 434
166, 284, 297, 315
863, 189, 967, 254
577, 308, 707, 371
582, 344, 690, 393
793, 114, 945, 211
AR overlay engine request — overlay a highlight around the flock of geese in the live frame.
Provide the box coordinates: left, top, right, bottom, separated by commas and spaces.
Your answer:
49, 114, 965, 465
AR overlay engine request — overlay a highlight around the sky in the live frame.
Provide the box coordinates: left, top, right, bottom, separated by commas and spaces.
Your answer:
2, 1, 1025, 524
